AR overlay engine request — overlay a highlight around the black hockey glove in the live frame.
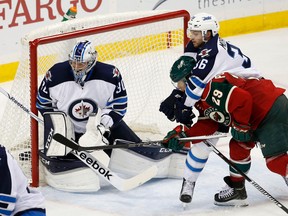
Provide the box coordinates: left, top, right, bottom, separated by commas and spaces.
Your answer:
159, 89, 184, 121
174, 99, 195, 126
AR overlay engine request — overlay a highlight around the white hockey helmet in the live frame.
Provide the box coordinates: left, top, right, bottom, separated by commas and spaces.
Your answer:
69, 40, 97, 84
187, 13, 219, 41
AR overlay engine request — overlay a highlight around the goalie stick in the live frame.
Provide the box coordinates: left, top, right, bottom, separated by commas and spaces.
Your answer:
0, 87, 157, 191
68, 147, 157, 191
204, 139, 288, 214
53, 133, 228, 151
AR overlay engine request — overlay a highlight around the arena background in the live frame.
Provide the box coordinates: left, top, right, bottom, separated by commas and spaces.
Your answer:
0, 0, 287, 82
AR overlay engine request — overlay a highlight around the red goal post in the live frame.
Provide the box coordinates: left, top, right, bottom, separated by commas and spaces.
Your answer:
3, 10, 190, 187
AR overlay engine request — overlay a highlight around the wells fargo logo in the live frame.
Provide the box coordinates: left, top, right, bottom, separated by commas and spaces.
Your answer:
0, 0, 102, 29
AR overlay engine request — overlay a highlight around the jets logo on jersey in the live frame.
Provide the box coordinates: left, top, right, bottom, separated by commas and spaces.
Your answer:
199, 48, 211, 58
68, 99, 98, 121
204, 107, 231, 126
44, 70, 52, 81
113, 67, 120, 78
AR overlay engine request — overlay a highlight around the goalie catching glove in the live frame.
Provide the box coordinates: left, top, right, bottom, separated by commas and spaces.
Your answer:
231, 121, 252, 142
162, 125, 187, 151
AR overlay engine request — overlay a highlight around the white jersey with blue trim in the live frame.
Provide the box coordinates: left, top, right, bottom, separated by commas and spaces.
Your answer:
37, 61, 128, 133
183, 34, 262, 107
0, 146, 45, 216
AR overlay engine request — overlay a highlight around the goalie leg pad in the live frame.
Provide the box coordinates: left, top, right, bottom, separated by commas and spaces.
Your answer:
39, 150, 100, 192
109, 148, 186, 178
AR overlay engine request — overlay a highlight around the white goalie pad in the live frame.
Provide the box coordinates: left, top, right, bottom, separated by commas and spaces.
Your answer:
109, 148, 186, 178
42, 166, 101, 192
43, 112, 75, 156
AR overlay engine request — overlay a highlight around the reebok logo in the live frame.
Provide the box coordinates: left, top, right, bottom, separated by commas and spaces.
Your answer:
72, 150, 113, 180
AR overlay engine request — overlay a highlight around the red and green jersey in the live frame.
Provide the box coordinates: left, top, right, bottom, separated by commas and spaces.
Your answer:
195, 72, 285, 130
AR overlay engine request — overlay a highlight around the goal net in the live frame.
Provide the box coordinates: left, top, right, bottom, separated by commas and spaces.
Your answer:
0, 10, 190, 186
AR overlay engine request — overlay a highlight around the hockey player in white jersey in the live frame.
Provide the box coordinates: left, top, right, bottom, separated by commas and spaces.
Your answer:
160, 13, 262, 206
36, 40, 177, 192
0, 145, 45, 216
36, 40, 143, 191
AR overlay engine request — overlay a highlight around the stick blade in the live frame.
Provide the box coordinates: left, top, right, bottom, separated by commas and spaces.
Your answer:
115, 165, 158, 191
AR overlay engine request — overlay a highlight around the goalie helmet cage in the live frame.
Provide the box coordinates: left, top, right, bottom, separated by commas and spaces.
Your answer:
0, 10, 190, 187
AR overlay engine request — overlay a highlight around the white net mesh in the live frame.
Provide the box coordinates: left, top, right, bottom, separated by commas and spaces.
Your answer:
0, 10, 188, 185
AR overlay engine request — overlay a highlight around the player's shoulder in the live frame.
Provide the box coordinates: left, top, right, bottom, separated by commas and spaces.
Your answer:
197, 34, 220, 60
90, 61, 122, 84
49, 61, 71, 74
213, 72, 246, 87
45, 61, 74, 86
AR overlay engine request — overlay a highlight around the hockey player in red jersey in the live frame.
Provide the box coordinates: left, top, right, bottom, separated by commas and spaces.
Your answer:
159, 12, 262, 206
163, 72, 288, 206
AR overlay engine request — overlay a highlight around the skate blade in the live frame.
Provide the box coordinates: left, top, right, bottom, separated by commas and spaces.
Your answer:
214, 200, 249, 207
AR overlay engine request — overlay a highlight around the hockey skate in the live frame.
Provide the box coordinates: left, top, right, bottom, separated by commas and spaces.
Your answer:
179, 178, 195, 204
214, 176, 248, 207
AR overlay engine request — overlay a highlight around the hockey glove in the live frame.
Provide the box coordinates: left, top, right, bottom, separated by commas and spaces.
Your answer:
162, 125, 186, 151
174, 99, 195, 126
231, 121, 252, 142
100, 114, 114, 129
159, 89, 184, 121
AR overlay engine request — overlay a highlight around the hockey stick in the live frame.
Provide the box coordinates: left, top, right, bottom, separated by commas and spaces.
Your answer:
53, 133, 228, 151
0, 87, 157, 191
204, 139, 288, 214
68, 148, 157, 191
0, 87, 43, 123
53, 133, 163, 151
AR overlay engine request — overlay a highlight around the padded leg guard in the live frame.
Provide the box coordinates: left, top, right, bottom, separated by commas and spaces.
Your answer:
42, 166, 101, 192
109, 148, 186, 178
39, 150, 101, 192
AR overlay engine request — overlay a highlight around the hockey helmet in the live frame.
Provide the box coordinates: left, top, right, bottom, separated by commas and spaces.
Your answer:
69, 40, 97, 84
187, 13, 219, 41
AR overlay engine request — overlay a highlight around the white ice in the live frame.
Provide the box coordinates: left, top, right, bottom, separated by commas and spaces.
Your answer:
0, 28, 288, 216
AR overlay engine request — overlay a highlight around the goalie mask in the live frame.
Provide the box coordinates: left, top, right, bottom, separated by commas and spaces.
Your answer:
69, 40, 97, 85
187, 13, 219, 42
